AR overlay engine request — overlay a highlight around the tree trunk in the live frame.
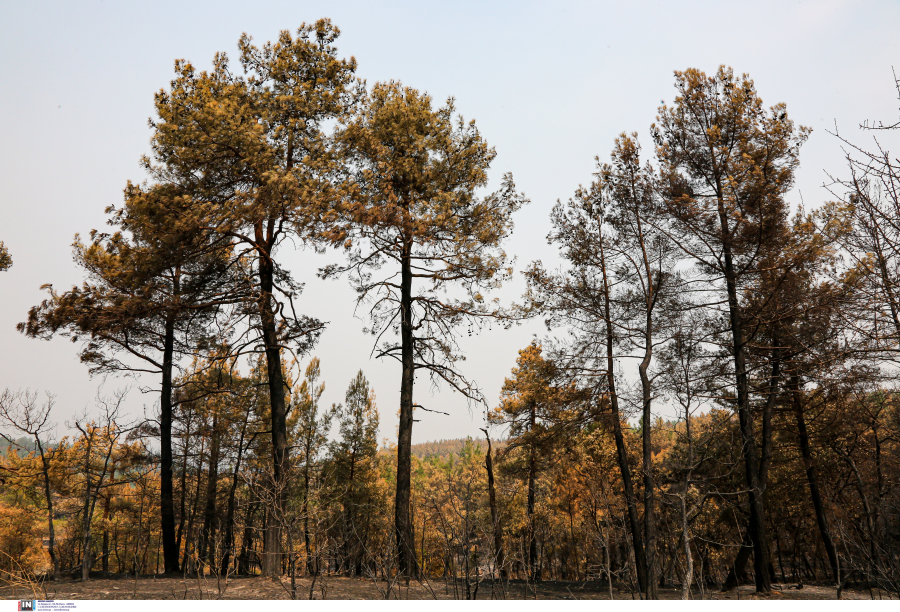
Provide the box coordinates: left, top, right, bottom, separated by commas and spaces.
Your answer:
176, 408, 191, 559
716, 193, 771, 593
724, 347, 782, 589
81, 428, 95, 581
680, 404, 694, 599
789, 372, 839, 583
598, 233, 649, 595
527, 418, 538, 581
633, 186, 661, 599
35, 438, 59, 580
101, 494, 111, 573
638, 336, 658, 599
608, 359, 649, 595
181, 438, 204, 574
220, 404, 250, 575
237, 500, 257, 575
482, 430, 506, 580
304, 463, 314, 575
395, 233, 418, 578
258, 237, 288, 578
723, 531, 752, 589
199, 410, 220, 570
342, 452, 358, 576
78, 424, 116, 581
681, 489, 693, 599
160, 309, 180, 573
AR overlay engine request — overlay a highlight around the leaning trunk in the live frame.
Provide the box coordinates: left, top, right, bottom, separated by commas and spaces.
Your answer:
789, 372, 839, 583
598, 232, 648, 595
724, 345, 782, 589
716, 193, 771, 593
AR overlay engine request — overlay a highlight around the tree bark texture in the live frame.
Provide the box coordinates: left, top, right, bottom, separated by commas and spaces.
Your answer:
160, 309, 180, 573
598, 234, 649, 595
715, 193, 772, 593
482, 431, 506, 580
395, 234, 419, 578
258, 238, 289, 578
790, 372, 839, 583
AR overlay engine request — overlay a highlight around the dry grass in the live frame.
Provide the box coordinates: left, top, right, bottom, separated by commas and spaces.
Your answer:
0, 574, 896, 601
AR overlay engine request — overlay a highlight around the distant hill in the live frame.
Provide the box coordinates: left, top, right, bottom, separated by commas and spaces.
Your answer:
408, 437, 506, 460
0, 436, 37, 455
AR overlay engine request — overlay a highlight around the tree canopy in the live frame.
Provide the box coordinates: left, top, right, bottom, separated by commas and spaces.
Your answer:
5, 37, 900, 600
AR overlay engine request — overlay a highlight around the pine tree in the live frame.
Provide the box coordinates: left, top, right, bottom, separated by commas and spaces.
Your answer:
491, 342, 572, 581
146, 21, 359, 575
293, 357, 331, 575
20, 181, 236, 574
653, 66, 810, 593
325, 82, 526, 576
328, 370, 379, 576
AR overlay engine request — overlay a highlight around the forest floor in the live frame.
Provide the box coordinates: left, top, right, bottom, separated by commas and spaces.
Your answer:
1, 574, 895, 600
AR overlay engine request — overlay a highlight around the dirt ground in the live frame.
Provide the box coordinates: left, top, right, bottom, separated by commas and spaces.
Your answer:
0, 574, 895, 600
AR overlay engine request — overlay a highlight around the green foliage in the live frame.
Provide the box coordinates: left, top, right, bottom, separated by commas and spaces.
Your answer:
295, 357, 331, 475
328, 370, 379, 476
410, 438, 489, 460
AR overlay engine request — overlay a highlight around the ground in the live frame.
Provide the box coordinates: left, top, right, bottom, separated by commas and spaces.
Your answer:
0, 575, 894, 600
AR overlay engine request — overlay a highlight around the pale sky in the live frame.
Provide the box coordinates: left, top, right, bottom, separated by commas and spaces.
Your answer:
1, 0, 899, 444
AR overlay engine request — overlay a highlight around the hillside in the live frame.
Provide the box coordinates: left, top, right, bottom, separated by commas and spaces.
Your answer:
409, 437, 499, 459
0, 436, 37, 455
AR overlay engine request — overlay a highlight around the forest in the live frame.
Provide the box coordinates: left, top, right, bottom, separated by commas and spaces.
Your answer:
0, 19, 899, 601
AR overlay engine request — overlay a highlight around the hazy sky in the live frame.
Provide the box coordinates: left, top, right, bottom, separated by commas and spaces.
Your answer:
1, 0, 898, 444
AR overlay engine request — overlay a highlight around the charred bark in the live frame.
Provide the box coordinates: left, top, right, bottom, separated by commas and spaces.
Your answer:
395, 233, 419, 578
